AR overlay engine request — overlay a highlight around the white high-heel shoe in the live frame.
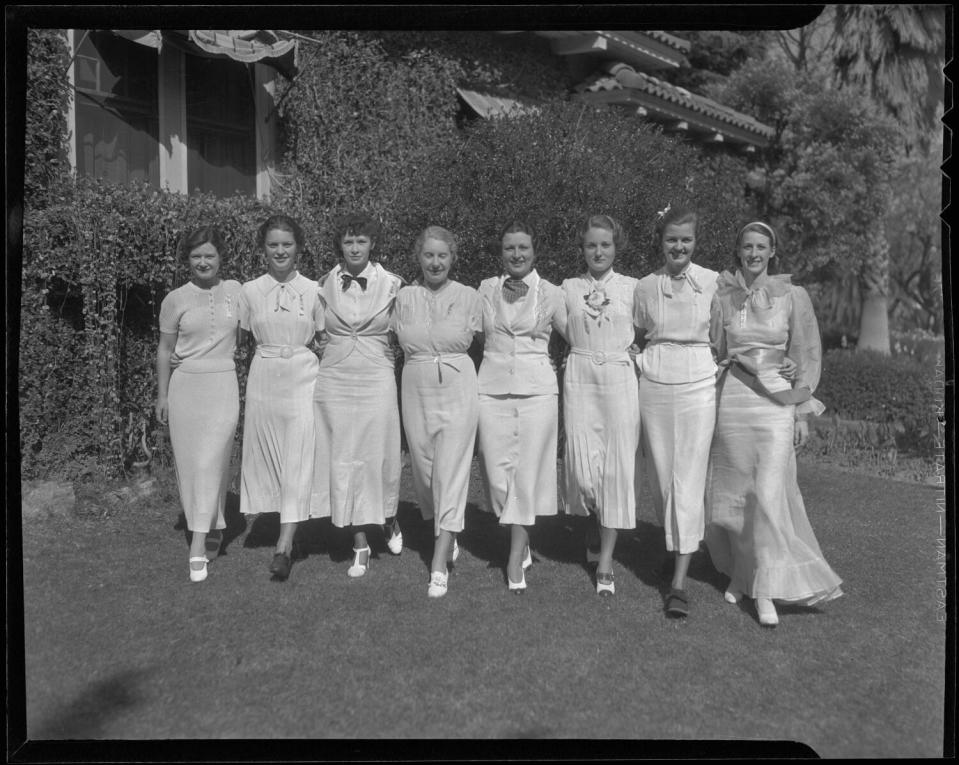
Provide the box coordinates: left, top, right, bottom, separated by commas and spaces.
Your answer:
427, 569, 448, 598
508, 569, 527, 595
596, 571, 615, 597
724, 588, 743, 604
756, 597, 779, 627
448, 538, 460, 563
522, 546, 533, 571
189, 556, 208, 583
348, 546, 371, 578
384, 520, 403, 555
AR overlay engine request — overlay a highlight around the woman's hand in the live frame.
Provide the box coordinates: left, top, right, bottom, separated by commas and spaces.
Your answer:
627, 343, 641, 362
155, 397, 169, 425
779, 357, 798, 381
793, 418, 809, 448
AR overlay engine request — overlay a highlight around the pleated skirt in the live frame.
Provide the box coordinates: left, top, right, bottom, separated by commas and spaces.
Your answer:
562, 358, 641, 529
401, 361, 479, 535
240, 352, 318, 522
311, 355, 401, 527
168, 363, 239, 533
639, 375, 716, 553
478, 393, 559, 526
705, 371, 843, 604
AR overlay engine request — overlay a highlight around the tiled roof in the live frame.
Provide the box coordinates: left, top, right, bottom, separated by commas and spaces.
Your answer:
577, 63, 774, 140
641, 30, 691, 54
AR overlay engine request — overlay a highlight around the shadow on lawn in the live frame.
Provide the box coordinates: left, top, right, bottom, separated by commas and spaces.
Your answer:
31, 668, 152, 739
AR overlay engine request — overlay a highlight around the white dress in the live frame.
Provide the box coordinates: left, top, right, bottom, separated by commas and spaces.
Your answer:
394, 280, 482, 534
705, 269, 843, 604
238, 273, 322, 522
476, 271, 566, 525
561, 270, 641, 530
311, 262, 403, 528
634, 263, 719, 554
159, 279, 242, 533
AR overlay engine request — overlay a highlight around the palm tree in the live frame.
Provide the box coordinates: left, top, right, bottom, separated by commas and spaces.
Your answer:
831, 4, 946, 352
769, 5, 945, 353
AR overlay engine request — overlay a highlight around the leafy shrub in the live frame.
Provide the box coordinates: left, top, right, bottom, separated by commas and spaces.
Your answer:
816, 348, 939, 455
20, 177, 277, 480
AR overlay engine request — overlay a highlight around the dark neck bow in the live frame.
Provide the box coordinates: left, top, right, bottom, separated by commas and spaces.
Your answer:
341, 272, 368, 291
502, 277, 529, 304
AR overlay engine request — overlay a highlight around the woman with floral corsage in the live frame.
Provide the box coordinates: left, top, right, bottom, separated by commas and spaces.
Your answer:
561, 214, 642, 596
394, 226, 483, 598
476, 220, 567, 595
310, 212, 405, 579
157, 226, 242, 583
238, 215, 323, 582
705, 221, 843, 627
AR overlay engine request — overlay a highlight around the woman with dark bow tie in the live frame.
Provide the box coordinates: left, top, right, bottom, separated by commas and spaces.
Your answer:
311, 212, 404, 578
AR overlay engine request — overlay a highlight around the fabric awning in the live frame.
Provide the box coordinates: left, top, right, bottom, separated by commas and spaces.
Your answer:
107, 29, 297, 77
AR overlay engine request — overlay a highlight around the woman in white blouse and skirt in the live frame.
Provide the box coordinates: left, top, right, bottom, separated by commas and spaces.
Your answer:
394, 226, 482, 598
238, 215, 323, 581
633, 207, 719, 617
311, 213, 404, 578
477, 220, 567, 594
562, 214, 642, 596
156, 226, 241, 582
706, 221, 843, 627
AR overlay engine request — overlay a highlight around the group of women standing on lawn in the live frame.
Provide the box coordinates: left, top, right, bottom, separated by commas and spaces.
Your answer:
156, 207, 843, 628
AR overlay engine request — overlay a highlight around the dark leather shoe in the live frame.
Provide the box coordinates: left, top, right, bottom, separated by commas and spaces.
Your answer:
269, 552, 292, 580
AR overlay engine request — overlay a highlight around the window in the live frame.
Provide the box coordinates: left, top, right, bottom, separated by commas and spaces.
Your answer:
185, 54, 257, 197
74, 30, 160, 186
72, 30, 266, 197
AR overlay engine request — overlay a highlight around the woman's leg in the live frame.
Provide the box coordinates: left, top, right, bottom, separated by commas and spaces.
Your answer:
671, 551, 693, 591
431, 529, 454, 575
597, 525, 618, 576
507, 524, 530, 584
276, 521, 297, 555
189, 531, 207, 572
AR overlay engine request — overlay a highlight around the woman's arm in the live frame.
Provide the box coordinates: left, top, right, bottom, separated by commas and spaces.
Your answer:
155, 332, 177, 424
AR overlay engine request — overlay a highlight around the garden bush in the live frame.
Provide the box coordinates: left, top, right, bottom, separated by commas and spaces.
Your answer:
815, 348, 939, 456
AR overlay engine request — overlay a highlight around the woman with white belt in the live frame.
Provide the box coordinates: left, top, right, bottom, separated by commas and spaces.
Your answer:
562, 214, 641, 596
238, 214, 322, 581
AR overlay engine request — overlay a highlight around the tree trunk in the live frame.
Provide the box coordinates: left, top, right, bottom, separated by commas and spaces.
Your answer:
856, 223, 892, 354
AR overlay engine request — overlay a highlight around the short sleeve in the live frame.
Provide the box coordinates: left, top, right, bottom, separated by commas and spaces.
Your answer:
236, 287, 252, 331
632, 282, 648, 331
467, 288, 483, 333
787, 286, 826, 416
158, 290, 181, 335
547, 283, 568, 338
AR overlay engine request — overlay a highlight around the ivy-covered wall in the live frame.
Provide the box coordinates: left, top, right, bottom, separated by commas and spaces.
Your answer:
21, 29, 760, 480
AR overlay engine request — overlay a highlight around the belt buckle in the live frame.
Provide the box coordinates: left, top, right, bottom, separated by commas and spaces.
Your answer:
593, 351, 606, 365
280, 346, 293, 359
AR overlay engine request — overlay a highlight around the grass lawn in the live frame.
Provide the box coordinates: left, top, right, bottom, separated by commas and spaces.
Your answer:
15, 457, 948, 757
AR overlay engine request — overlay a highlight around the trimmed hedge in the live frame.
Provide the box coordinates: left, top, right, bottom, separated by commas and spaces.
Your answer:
815, 348, 940, 456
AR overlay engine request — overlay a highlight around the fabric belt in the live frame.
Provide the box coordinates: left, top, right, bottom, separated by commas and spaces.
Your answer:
256, 344, 312, 359
405, 351, 470, 383
172, 358, 236, 374
727, 347, 810, 405
569, 347, 631, 366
